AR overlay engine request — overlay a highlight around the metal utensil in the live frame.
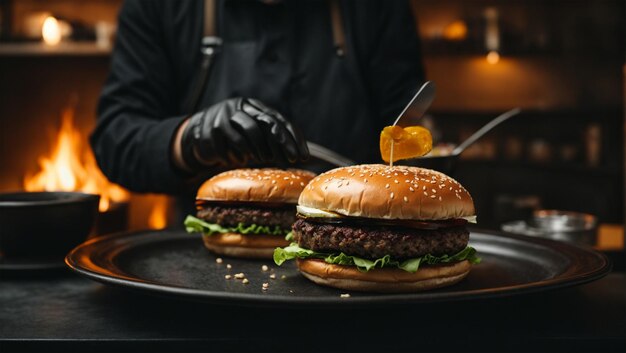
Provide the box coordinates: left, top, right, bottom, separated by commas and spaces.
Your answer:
393, 81, 436, 127
450, 107, 521, 156
405, 107, 521, 174
306, 141, 356, 167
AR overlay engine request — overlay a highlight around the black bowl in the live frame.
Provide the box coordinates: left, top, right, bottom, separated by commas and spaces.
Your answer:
0, 192, 100, 258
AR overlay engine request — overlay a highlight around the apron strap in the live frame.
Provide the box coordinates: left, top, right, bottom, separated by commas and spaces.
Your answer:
204, 0, 216, 37
187, 0, 346, 111
329, 0, 346, 57
185, 0, 222, 112
200, 0, 222, 60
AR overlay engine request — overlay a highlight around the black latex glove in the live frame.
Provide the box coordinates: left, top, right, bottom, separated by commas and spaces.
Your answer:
180, 97, 309, 171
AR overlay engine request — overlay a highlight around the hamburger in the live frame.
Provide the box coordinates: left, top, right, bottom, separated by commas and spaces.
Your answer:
185, 168, 315, 259
273, 164, 480, 292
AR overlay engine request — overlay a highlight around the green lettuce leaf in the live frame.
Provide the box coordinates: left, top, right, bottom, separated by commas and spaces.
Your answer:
273, 243, 481, 273
184, 215, 290, 236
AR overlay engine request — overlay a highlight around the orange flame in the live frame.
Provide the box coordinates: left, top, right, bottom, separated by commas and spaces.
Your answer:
148, 197, 169, 229
24, 105, 129, 212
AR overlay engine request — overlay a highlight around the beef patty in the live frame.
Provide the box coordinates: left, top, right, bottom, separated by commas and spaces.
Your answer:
197, 204, 296, 230
293, 218, 469, 260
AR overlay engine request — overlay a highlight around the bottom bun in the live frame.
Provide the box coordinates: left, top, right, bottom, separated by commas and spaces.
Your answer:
202, 233, 288, 259
296, 258, 471, 293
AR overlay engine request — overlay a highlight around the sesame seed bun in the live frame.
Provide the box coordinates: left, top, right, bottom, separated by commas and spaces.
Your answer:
289, 165, 476, 292
202, 233, 287, 259
298, 164, 474, 220
196, 168, 315, 259
296, 258, 471, 293
198, 168, 316, 204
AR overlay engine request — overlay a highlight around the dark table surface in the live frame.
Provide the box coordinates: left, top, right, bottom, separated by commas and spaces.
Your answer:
1, 268, 625, 353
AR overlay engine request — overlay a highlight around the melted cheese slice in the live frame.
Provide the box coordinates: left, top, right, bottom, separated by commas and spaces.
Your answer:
296, 205, 476, 223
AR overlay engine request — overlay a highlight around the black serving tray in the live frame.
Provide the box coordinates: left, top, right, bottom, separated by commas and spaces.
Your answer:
65, 229, 610, 307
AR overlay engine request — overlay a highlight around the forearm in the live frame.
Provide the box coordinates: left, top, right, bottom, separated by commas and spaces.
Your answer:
91, 0, 197, 193
90, 113, 191, 194
172, 118, 192, 173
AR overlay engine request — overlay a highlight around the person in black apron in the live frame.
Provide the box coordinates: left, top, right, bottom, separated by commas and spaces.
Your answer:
91, 0, 425, 221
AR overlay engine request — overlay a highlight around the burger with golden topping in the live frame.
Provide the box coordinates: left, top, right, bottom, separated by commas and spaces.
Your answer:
274, 164, 480, 292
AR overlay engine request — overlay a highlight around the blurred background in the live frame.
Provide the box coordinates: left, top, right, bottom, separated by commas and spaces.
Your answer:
0, 0, 623, 251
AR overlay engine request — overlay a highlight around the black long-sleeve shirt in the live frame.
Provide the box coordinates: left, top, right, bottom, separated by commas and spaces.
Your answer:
91, 0, 424, 195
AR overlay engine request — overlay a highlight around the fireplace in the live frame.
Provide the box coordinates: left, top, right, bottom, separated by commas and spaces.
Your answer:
0, 62, 172, 234
3, 94, 172, 235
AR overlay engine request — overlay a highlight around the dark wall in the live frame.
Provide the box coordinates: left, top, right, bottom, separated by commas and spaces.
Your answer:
0, 0, 623, 229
